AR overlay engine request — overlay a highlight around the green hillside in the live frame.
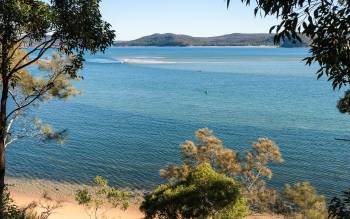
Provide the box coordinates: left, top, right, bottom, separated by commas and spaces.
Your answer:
114, 33, 309, 47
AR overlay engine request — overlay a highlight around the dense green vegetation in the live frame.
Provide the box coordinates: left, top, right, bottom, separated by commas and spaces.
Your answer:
282, 182, 328, 219
114, 33, 309, 47
141, 163, 248, 219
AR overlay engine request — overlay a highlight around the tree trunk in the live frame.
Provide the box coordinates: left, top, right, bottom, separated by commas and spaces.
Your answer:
0, 79, 8, 196
0, 139, 4, 197
0, 8, 10, 217
0, 37, 9, 210
0, 73, 8, 219
0, 83, 7, 216
0, 80, 8, 188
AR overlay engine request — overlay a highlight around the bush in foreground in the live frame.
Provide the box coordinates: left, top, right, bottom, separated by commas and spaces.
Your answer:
158, 128, 332, 218
160, 128, 283, 213
140, 162, 248, 219
75, 176, 130, 219
0, 187, 61, 219
282, 182, 328, 219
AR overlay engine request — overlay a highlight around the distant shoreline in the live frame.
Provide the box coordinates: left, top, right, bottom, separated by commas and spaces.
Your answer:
111, 45, 308, 48
113, 33, 309, 48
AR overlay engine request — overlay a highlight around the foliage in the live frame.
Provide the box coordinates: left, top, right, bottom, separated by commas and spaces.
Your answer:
337, 90, 350, 114
75, 176, 130, 219
160, 128, 283, 212
329, 188, 350, 219
227, 0, 350, 111
214, 197, 248, 219
0, 187, 61, 219
141, 162, 248, 219
5, 51, 80, 147
282, 182, 328, 219
0, 187, 26, 219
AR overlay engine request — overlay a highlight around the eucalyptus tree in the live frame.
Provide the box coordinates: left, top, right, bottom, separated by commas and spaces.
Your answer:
160, 128, 283, 212
227, 0, 350, 111
0, 0, 115, 199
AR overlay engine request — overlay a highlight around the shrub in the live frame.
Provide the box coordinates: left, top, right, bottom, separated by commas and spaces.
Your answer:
0, 187, 61, 219
141, 162, 248, 219
75, 176, 130, 219
282, 182, 328, 219
160, 128, 283, 212
0, 187, 26, 219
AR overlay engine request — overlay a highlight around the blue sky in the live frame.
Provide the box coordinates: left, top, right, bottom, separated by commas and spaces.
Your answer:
100, 0, 277, 40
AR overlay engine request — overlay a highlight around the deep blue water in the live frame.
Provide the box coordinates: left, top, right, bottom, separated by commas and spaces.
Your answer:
6, 47, 350, 197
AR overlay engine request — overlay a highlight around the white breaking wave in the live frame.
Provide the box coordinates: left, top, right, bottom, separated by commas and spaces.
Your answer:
86, 58, 120, 64
88, 57, 251, 65
117, 58, 176, 64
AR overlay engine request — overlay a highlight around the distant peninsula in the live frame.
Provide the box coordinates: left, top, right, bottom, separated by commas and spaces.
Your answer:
113, 33, 309, 48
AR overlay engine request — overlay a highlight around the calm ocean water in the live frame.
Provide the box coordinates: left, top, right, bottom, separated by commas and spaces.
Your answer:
7, 47, 350, 197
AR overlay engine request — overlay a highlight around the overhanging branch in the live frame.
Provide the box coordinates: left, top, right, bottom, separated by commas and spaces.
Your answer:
9, 39, 56, 77
6, 67, 62, 120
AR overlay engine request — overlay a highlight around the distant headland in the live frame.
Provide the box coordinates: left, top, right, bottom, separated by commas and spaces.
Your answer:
113, 33, 309, 48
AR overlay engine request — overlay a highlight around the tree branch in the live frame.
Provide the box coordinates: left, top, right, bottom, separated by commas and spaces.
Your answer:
8, 90, 21, 108
4, 112, 19, 149
6, 68, 62, 120
9, 39, 56, 77
15, 34, 29, 43
4, 137, 16, 149
8, 41, 25, 62
7, 33, 31, 59
247, 168, 262, 192
6, 91, 45, 120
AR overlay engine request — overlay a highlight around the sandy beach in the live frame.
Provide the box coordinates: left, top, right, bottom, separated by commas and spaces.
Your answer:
11, 190, 284, 219
7, 177, 284, 219
7, 177, 144, 219
10, 191, 284, 219
11, 191, 143, 219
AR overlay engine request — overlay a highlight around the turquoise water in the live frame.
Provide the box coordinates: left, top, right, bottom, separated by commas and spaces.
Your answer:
7, 47, 350, 197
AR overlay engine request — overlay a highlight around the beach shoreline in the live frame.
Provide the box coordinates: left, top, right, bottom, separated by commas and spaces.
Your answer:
8, 177, 144, 219
7, 177, 284, 219
111, 45, 280, 48
11, 191, 144, 219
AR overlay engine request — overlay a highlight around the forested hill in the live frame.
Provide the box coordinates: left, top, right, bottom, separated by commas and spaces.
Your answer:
114, 33, 309, 47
